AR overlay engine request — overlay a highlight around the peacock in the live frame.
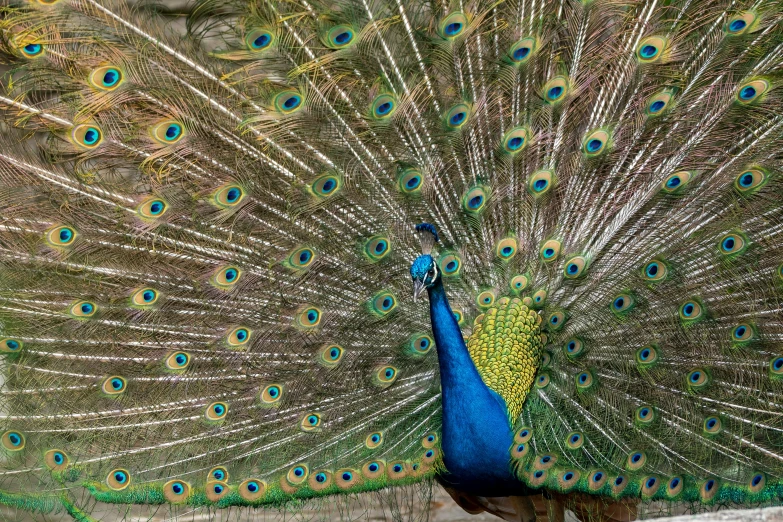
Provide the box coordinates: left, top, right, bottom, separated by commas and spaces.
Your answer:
0, 0, 782, 520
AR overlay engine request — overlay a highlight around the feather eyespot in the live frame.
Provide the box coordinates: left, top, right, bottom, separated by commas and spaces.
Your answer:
735, 168, 768, 193
165, 351, 191, 371
514, 427, 532, 443
370, 291, 397, 316
226, 326, 251, 347
131, 287, 159, 307
635, 405, 655, 425
582, 130, 610, 156
45, 225, 77, 247
69, 300, 97, 318
1, 338, 23, 353
137, 198, 168, 219
769, 357, 783, 377
288, 246, 316, 269
748, 473, 766, 494
626, 451, 646, 471
679, 299, 704, 322
374, 366, 398, 387
260, 384, 283, 405
641, 476, 660, 497
540, 239, 561, 262
20, 42, 44, 58
636, 36, 667, 63
326, 25, 355, 48
611, 293, 635, 314
642, 259, 667, 281
661, 170, 694, 193
589, 471, 607, 490
1, 431, 25, 451
205, 402, 228, 422
703, 416, 722, 435
509, 274, 529, 293
535, 373, 550, 388
667, 476, 684, 497
508, 37, 537, 64
439, 12, 468, 39
365, 431, 383, 449
531, 289, 547, 308
543, 76, 569, 104
462, 186, 489, 213
212, 184, 244, 208
319, 344, 344, 367
205, 481, 229, 502
246, 28, 275, 51
635, 345, 659, 367
44, 449, 69, 470
725, 12, 756, 36
502, 126, 531, 154
646, 91, 673, 116
410, 334, 433, 355
273, 91, 304, 114
732, 323, 754, 343
564, 338, 585, 359
547, 310, 566, 330
388, 461, 407, 479
422, 433, 438, 448
736, 79, 769, 104
371, 94, 397, 119
700, 479, 719, 501
365, 236, 390, 262
209, 467, 228, 482
300, 413, 322, 431
102, 376, 127, 395
476, 290, 496, 309
719, 232, 747, 256
163, 480, 191, 503
311, 174, 341, 198
687, 369, 710, 390
151, 121, 184, 144
564, 256, 587, 278
90, 66, 124, 91
399, 168, 423, 194
527, 169, 555, 197
107, 469, 130, 490
495, 237, 518, 260
438, 252, 461, 276
565, 432, 584, 450
71, 124, 103, 149
575, 370, 595, 390
211, 266, 242, 290
239, 478, 266, 501
445, 103, 471, 129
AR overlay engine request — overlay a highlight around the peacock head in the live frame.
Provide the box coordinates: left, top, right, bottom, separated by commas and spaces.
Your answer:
410, 254, 438, 301
411, 223, 440, 301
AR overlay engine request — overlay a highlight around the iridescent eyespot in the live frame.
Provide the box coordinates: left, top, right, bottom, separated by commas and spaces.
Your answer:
452, 309, 465, 325
410, 334, 433, 355
422, 432, 438, 448
661, 170, 694, 193
582, 130, 610, 156
260, 384, 283, 405
445, 103, 471, 129
719, 231, 747, 256
509, 274, 529, 294
71, 124, 103, 149
206, 480, 229, 502
636, 36, 667, 63
626, 451, 646, 470
362, 460, 385, 478
703, 415, 722, 435
575, 370, 595, 390
514, 427, 532, 444
668, 476, 684, 496
226, 326, 251, 347
641, 476, 660, 497
732, 323, 754, 343
736, 79, 769, 104
635, 345, 659, 367
540, 239, 561, 262
1, 338, 23, 353
239, 478, 266, 501
365, 236, 390, 262
102, 376, 127, 395
297, 306, 322, 328
288, 246, 316, 269
725, 12, 756, 36
679, 299, 704, 322
246, 28, 275, 51
563, 338, 585, 359
107, 469, 130, 490
205, 401, 228, 421
589, 471, 607, 490
388, 461, 406, 479
642, 259, 667, 281
528, 169, 555, 197
371, 291, 397, 316
151, 121, 184, 144
502, 126, 531, 154
326, 25, 355, 48
165, 351, 191, 371
508, 37, 537, 64
1, 431, 25, 451
209, 467, 228, 482
439, 12, 468, 39
543, 76, 569, 104
319, 344, 344, 367
547, 310, 566, 330
399, 168, 423, 194
476, 290, 496, 309
131, 287, 159, 307
531, 289, 547, 307
646, 91, 673, 116
163, 480, 191, 503
45, 225, 77, 247
535, 373, 550, 388
211, 266, 242, 290
300, 412, 322, 431
565, 432, 583, 449
311, 174, 341, 198
371, 94, 397, 119
44, 449, 69, 470
735, 168, 768, 193
687, 368, 709, 390
769, 357, 783, 377
375, 366, 398, 387
611, 293, 635, 314
700, 479, 719, 501
70, 300, 97, 318
20, 42, 44, 58
212, 184, 244, 208
635, 405, 655, 425
366, 431, 383, 449
273, 91, 304, 114
137, 198, 168, 219
563, 256, 587, 278
89, 66, 124, 91
495, 237, 517, 260
438, 253, 461, 276
748, 473, 766, 494
463, 186, 488, 213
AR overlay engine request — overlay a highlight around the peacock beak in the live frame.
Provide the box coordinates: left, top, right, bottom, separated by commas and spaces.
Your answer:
413, 279, 427, 302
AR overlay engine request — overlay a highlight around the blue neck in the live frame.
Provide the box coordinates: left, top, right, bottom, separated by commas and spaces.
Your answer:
427, 279, 523, 495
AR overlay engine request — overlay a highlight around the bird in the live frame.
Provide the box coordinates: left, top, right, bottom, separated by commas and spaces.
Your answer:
0, 0, 781, 520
